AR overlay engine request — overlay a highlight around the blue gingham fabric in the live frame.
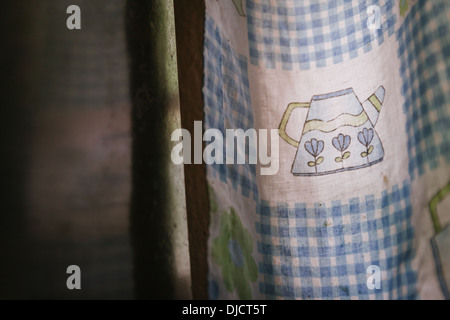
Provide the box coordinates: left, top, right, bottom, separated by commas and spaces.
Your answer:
203, 16, 259, 200
204, 0, 450, 300
247, 0, 396, 70
256, 181, 416, 299
396, 0, 450, 179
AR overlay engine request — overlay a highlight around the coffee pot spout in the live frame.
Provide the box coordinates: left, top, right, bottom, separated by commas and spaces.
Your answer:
362, 86, 385, 126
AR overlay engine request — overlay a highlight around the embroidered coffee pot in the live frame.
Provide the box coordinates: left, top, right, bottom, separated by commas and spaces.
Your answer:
279, 86, 385, 176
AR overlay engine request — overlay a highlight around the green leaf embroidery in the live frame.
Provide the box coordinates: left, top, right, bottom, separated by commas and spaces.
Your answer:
335, 157, 342, 163
217, 0, 246, 17
400, 0, 408, 17
211, 208, 257, 299
208, 184, 218, 214
308, 161, 316, 167
368, 145, 374, 155
316, 156, 324, 165
232, 0, 246, 16
342, 151, 351, 159
361, 152, 368, 157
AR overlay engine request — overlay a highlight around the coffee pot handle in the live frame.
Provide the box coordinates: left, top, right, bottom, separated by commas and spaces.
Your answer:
278, 102, 310, 148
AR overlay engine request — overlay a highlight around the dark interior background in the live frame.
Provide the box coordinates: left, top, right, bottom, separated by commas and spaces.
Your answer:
0, 0, 207, 299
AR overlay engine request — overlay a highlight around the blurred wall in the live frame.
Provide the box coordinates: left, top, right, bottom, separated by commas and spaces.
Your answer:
0, 0, 191, 299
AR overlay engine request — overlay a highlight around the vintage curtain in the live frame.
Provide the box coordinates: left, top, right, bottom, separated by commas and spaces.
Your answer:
204, 0, 450, 299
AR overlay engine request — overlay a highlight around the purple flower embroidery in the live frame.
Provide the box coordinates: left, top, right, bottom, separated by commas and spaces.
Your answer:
305, 138, 324, 157
358, 128, 374, 147
358, 128, 375, 163
304, 138, 324, 173
332, 133, 351, 166
332, 133, 351, 151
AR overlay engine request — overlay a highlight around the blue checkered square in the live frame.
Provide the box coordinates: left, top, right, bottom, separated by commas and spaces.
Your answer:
203, 16, 259, 200
247, 0, 397, 70
255, 181, 417, 299
396, 0, 450, 179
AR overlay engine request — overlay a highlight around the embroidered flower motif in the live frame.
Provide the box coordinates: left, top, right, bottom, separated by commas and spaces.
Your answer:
212, 207, 257, 299
358, 127, 374, 147
332, 133, 351, 152
358, 127, 375, 163
305, 138, 324, 157
332, 133, 351, 166
304, 138, 325, 173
